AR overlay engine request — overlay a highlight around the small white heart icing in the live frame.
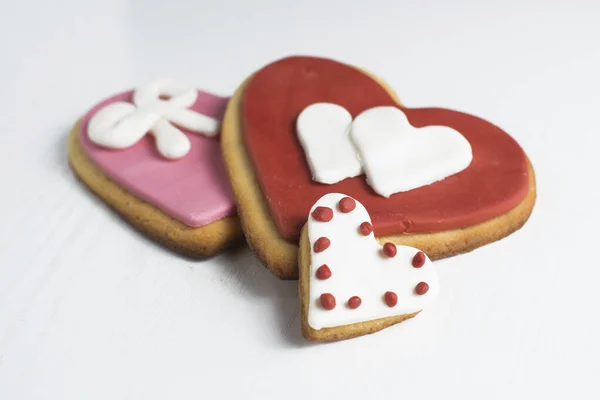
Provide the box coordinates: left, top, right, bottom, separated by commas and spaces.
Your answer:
296, 103, 363, 184
350, 106, 473, 197
296, 103, 473, 197
307, 193, 439, 330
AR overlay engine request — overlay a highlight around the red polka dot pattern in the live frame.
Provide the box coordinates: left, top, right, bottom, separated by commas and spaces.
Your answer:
383, 242, 397, 258
320, 293, 336, 310
384, 291, 398, 307
311, 206, 333, 222
348, 296, 362, 309
359, 221, 373, 236
315, 264, 332, 280
313, 237, 331, 253
338, 197, 356, 213
415, 282, 429, 295
412, 251, 426, 268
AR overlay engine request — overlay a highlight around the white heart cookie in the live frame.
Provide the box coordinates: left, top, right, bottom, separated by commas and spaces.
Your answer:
351, 106, 473, 197
305, 193, 439, 331
296, 103, 363, 184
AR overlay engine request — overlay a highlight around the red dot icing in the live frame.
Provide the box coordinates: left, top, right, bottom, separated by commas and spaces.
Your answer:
313, 237, 331, 253
415, 282, 429, 295
338, 197, 356, 213
384, 291, 398, 307
320, 293, 336, 310
348, 296, 362, 309
315, 264, 332, 280
412, 251, 426, 268
383, 242, 397, 258
359, 221, 373, 236
311, 206, 333, 222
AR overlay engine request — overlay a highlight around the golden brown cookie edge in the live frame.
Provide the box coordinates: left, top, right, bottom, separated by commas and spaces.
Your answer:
67, 121, 242, 258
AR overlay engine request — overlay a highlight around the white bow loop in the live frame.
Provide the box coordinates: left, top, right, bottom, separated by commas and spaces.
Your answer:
87, 78, 220, 159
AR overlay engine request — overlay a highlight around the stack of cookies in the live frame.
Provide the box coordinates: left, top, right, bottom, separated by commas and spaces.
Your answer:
68, 56, 536, 342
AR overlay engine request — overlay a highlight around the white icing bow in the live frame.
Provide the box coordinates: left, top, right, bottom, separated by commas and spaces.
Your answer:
297, 104, 473, 197
88, 78, 220, 159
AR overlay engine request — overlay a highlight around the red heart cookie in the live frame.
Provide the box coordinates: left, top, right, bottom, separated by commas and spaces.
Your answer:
221, 56, 536, 279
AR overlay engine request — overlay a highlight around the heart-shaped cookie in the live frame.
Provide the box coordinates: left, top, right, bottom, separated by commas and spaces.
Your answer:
298, 193, 439, 341
221, 56, 536, 279
68, 81, 241, 257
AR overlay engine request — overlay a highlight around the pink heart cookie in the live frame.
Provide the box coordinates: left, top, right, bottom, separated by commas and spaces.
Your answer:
68, 86, 240, 257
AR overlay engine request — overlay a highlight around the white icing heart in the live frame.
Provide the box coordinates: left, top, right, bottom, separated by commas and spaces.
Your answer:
296, 103, 363, 184
296, 103, 473, 197
351, 106, 473, 197
87, 78, 220, 159
307, 193, 439, 330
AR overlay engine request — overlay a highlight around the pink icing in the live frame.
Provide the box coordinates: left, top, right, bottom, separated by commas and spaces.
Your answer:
78, 90, 236, 227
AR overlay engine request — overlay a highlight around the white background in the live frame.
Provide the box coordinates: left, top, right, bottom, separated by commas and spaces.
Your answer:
0, 0, 598, 399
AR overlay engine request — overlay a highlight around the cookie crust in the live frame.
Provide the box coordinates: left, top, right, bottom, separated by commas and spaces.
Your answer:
68, 121, 242, 258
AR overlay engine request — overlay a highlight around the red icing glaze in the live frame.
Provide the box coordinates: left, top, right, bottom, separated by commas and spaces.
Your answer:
415, 282, 429, 295
242, 56, 530, 243
315, 264, 332, 280
384, 291, 398, 307
412, 251, 426, 268
383, 242, 397, 258
311, 206, 334, 222
313, 237, 331, 253
359, 221, 373, 236
320, 293, 336, 310
348, 296, 362, 309
338, 197, 356, 213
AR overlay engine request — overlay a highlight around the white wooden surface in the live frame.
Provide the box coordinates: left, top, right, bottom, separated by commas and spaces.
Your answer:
1, 1, 598, 399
